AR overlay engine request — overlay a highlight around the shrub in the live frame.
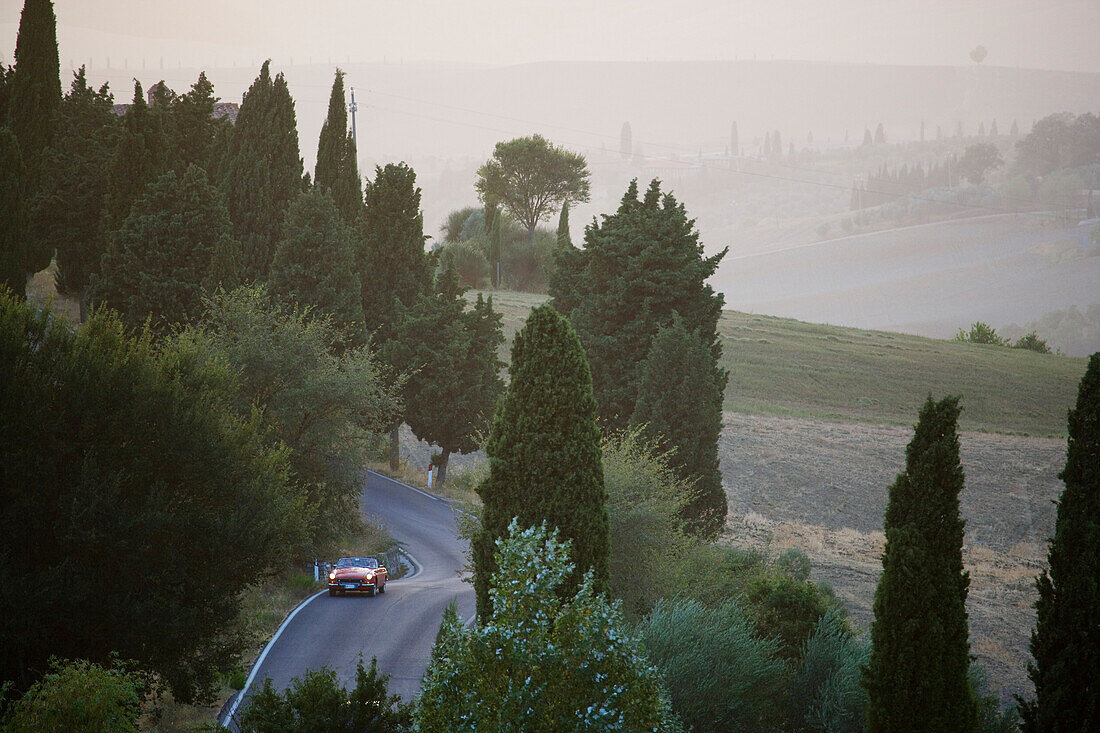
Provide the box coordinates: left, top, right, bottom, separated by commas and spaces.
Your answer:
639, 598, 789, 732
238, 657, 412, 733
500, 231, 557, 292
602, 430, 694, 620
417, 523, 679, 732
458, 209, 486, 241
745, 573, 833, 660
438, 240, 489, 289
2, 658, 144, 733
793, 612, 870, 733
777, 548, 813, 582
441, 207, 479, 243
971, 664, 1020, 733
1013, 331, 1051, 353
955, 321, 1007, 345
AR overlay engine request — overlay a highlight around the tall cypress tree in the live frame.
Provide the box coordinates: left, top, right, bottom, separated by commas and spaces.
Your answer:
630, 317, 727, 539
358, 162, 430, 329
7, 0, 60, 173
473, 304, 608, 620
489, 205, 502, 287
171, 71, 225, 175
0, 128, 29, 297
31, 67, 118, 316
269, 188, 363, 334
315, 69, 361, 223
358, 162, 431, 467
0, 63, 14, 128
1019, 353, 1100, 730
7, 0, 61, 276
556, 200, 571, 247
222, 61, 303, 281
862, 395, 976, 731
102, 81, 167, 237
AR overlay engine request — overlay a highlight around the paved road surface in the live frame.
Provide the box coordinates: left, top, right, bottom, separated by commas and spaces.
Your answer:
222, 471, 474, 727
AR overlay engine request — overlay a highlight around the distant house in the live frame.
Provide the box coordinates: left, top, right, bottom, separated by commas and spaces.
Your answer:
109, 80, 238, 123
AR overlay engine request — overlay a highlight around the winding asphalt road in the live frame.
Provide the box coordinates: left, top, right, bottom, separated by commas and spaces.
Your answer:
221, 471, 474, 728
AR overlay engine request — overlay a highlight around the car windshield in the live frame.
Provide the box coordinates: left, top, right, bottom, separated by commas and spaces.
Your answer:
335, 557, 379, 569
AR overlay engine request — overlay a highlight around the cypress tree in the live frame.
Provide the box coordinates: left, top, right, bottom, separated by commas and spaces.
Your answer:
269, 188, 363, 334
1019, 353, 1100, 730
358, 162, 431, 467
0, 63, 14, 128
222, 61, 303, 281
549, 178, 727, 433
7, 0, 60, 276
102, 81, 168, 237
7, 0, 60, 174
315, 69, 361, 223
0, 128, 30, 297
863, 128, 873, 146
489, 206, 503, 287
358, 162, 430, 329
31, 67, 118, 316
171, 71, 225, 175
875, 123, 886, 144
556, 201, 571, 247
862, 395, 976, 731
473, 304, 608, 620
630, 317, 727, 539
93, 165, 237, 332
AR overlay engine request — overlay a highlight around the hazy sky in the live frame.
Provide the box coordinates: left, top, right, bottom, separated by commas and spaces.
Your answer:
1, 0, 1098, 72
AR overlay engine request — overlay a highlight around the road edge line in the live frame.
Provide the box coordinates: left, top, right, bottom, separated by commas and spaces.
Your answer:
365, 469, 447, 502
397, 548, 422, 580
219, 588, 326, 728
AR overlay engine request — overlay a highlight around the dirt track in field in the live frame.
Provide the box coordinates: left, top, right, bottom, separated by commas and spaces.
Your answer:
718, 411, 1065, 705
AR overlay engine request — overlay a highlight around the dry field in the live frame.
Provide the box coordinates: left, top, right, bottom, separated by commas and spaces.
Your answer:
718, 411, 1064, 705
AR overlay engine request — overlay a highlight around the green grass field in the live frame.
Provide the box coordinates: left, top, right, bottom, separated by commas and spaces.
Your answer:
470, 290, 1087, 437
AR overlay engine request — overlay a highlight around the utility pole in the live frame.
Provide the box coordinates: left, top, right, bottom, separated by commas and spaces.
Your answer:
348, 87, 358, 147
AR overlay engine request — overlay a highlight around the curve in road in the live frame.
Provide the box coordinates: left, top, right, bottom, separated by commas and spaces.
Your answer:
221, 471, 474, 728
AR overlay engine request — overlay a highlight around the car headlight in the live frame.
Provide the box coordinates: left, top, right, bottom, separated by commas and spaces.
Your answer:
328, 572, 336, 580
366, 571, 374, 579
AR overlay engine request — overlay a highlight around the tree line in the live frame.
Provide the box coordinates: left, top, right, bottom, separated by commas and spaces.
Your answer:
0, 0, 504, 706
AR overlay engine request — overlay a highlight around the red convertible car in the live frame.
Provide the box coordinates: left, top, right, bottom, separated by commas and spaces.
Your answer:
328, 557, 387, 596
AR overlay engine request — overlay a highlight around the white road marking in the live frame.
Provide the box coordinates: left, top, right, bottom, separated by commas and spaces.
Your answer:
220, 588, 326, 727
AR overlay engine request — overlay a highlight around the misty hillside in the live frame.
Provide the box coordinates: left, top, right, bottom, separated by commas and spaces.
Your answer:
85, 59, 1100, 164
